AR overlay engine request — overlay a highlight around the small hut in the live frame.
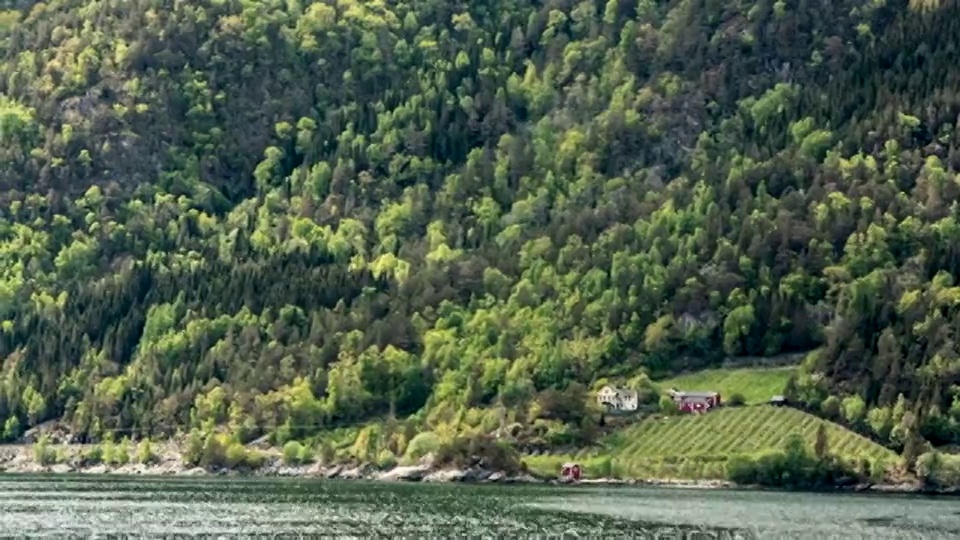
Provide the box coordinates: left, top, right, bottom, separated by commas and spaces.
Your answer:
560, 462, 582, 482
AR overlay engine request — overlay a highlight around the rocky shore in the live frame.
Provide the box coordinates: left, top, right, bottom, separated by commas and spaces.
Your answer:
0, 443, 544, 484
0, 443, 735, 487
0, 444, 946, 494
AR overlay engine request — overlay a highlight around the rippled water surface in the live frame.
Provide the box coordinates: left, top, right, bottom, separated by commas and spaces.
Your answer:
1, 475, 959, 538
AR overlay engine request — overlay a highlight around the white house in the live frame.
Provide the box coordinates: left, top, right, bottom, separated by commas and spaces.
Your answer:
597, 385, 639, 412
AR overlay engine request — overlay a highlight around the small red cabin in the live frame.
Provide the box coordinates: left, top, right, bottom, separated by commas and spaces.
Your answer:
560, 462, 582, 482
669, 389, 721, 413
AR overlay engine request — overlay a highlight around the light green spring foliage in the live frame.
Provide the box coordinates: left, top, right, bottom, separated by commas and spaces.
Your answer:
605, 406, 894, 462
404, 432, 442, 463
657, 367, 796, 405
281, 440, 315, 465
137, 439, 158, 464
182, 429, 264, 470
527, 405, 897, 480
0, 0, 957, 456
32, 435, 57, 466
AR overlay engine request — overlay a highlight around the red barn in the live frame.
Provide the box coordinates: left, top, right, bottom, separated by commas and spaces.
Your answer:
668, 389, 721, 413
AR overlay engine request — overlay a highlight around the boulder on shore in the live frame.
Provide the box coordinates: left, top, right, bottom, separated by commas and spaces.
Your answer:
339, 465, 373, 480
422, 469, 468, 483
485, 471, 505, 483
376, 465, 431, 482
465, 468, 493, 482
869, 482, 921, 493
580, 478, 626, 486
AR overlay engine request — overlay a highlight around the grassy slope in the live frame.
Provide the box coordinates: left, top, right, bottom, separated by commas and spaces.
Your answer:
524, 406, 897, 480
655, 367, 797, 405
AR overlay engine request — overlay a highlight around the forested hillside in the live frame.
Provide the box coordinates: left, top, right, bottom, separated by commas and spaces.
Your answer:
1, 0, 960, 455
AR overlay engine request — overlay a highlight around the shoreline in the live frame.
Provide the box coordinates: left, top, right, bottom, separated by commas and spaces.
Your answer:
0, 444, 949, 496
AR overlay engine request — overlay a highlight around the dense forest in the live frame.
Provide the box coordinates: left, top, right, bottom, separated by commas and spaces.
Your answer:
1, 0, 960, 458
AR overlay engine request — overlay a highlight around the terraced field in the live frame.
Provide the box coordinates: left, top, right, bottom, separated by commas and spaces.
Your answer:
524, 405, 898, 480
656, 367, 796, 405
606, 406, 891, 459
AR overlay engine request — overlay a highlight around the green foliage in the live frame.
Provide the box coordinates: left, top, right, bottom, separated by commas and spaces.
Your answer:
625, 373, 661, 405
1, 0, 960, 459
565, 406, 895, 479
658, 395, 678, 415
726, 433, 859, 489
351, 425, 382, 463
869, 457, 889, 483
83, 444, 104, 465
527, 406, 892, 484
867, 407, 894, 440
282, 441, 303, 465
182, 429, 263, 471
281, 441, 314, 465
658, 367, 795, 405
821, 396, 842, 420
537, 384, 589, 424
183, 430, 205, 468
318, 440, 336, 465
2, 416, 21, 442
917, 451, 960, 488
32, 435, 58, 466
523, 454, 625, 479
728, 393, 747, 407
376, 449, 398, 470
841, 395, 867, 427
404, 432, 442, 463
136, 440, 158, 465
114, 438, 131, 465
22, 386, 46, 426
814, 423, 829, 459
101, 438, 119, 465
435, 434, 522, 475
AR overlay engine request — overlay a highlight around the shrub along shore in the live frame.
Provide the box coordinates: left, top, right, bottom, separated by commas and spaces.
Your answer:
1, 431, 958, 496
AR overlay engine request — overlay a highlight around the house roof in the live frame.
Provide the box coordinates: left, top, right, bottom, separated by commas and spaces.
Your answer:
669, 389, 719, 398
600, 385, 637, 397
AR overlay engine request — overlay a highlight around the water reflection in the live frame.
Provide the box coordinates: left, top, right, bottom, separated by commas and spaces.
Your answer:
0, 475, 955, 538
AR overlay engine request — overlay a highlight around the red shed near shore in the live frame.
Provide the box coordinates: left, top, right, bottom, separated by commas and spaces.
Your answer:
560, 462, 582, 481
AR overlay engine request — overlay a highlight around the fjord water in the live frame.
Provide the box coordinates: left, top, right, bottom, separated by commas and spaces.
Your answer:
0, 475, 958, 538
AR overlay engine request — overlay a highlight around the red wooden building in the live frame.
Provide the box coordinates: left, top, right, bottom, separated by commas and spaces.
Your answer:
560, 462, 582, 482
668, 389, 721, 413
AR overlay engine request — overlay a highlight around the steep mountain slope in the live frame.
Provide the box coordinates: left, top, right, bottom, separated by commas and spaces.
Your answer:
0, 0, 959, 459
